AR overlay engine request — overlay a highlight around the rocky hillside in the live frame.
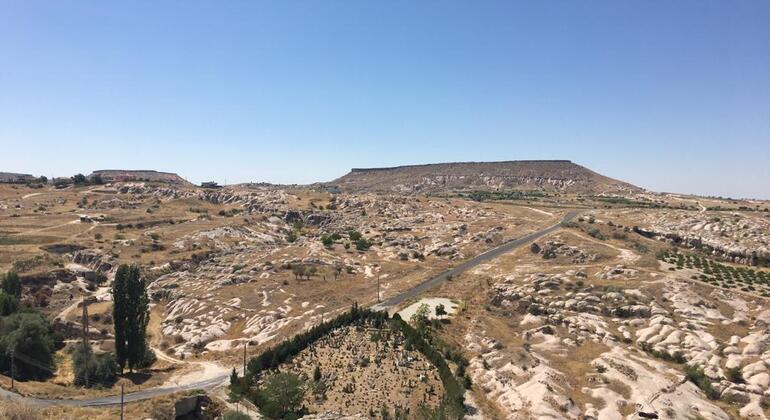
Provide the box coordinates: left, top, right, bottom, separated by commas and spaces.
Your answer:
328, 160, 641, 194
89, 169, 190, 185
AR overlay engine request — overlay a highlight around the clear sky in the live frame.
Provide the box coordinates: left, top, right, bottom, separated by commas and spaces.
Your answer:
1, 1, 768, 198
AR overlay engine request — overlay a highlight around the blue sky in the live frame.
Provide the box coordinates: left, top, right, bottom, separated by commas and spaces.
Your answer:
1, 1, 768, 198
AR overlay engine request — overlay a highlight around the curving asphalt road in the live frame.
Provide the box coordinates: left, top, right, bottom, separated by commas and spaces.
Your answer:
0, 373, 231, 408
1, 209, 577, 408
372, 210, 579, 311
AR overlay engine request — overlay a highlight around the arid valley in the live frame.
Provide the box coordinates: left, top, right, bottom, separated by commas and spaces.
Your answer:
1, 162, 769, 419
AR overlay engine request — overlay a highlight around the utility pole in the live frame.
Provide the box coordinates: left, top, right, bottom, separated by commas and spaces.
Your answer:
242, 342, 247, 375
377, 274, 381, 303
120, 383, 125, 420
82, 300, 90, 388
9, 348, 14, 390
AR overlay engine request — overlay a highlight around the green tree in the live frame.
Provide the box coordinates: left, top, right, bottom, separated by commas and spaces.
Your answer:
112, 264, 152, 372
0, 312, 56, 380
348, 230, 362, 241
255, 372, 306, 419
2, 271, 22, 299
126, 265, 150, 371
72, 345, 118, 387
435, 304, 447, 321
355, 238, 371, 251
112, 265, 129, 371
71, 173, 88, 185
410, 304, 431, 330
0, 291, 19, 316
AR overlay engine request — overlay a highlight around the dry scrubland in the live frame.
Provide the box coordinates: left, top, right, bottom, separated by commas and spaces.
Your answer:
1, 174, 769, 419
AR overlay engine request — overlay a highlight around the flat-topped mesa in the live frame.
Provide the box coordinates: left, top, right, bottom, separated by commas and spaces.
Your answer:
89, 169, 190, 185
349, 160, 574, 173
330, 160, 641, 194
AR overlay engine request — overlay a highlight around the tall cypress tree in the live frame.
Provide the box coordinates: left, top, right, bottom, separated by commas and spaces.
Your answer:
125, 265, 149, 371
112, 265, 129, 372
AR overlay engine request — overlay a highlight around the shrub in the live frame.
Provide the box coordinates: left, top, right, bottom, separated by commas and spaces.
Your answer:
355, 238, 371, 251
72, 346, 118, 388
684, 365, 719, 400
725, 366, 744, 384
587, 228, 605, 240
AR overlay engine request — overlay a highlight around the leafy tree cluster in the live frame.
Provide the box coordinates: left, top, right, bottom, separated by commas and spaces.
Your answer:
467, 190, 545, 202
290, 264, 318, 281
0, 312, 59, 380
72, 345, 118, 387
71, 173, 104, 185
112, 264, 154, 373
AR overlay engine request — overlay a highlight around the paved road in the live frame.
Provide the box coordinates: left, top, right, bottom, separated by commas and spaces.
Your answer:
1, 210, 577, 408
372, 210, 579, 311
0, 371, 231, 408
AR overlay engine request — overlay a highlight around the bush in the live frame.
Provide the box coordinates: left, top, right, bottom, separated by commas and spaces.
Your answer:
684, 365, 719, 400
725, 366, 744, 384
587, 228, 605, 240
355, 238, 371, 251
72, 346, 118, 387
348, 230, 362, 241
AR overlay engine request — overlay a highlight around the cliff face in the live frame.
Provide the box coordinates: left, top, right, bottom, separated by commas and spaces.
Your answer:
328, 160, 641, 194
